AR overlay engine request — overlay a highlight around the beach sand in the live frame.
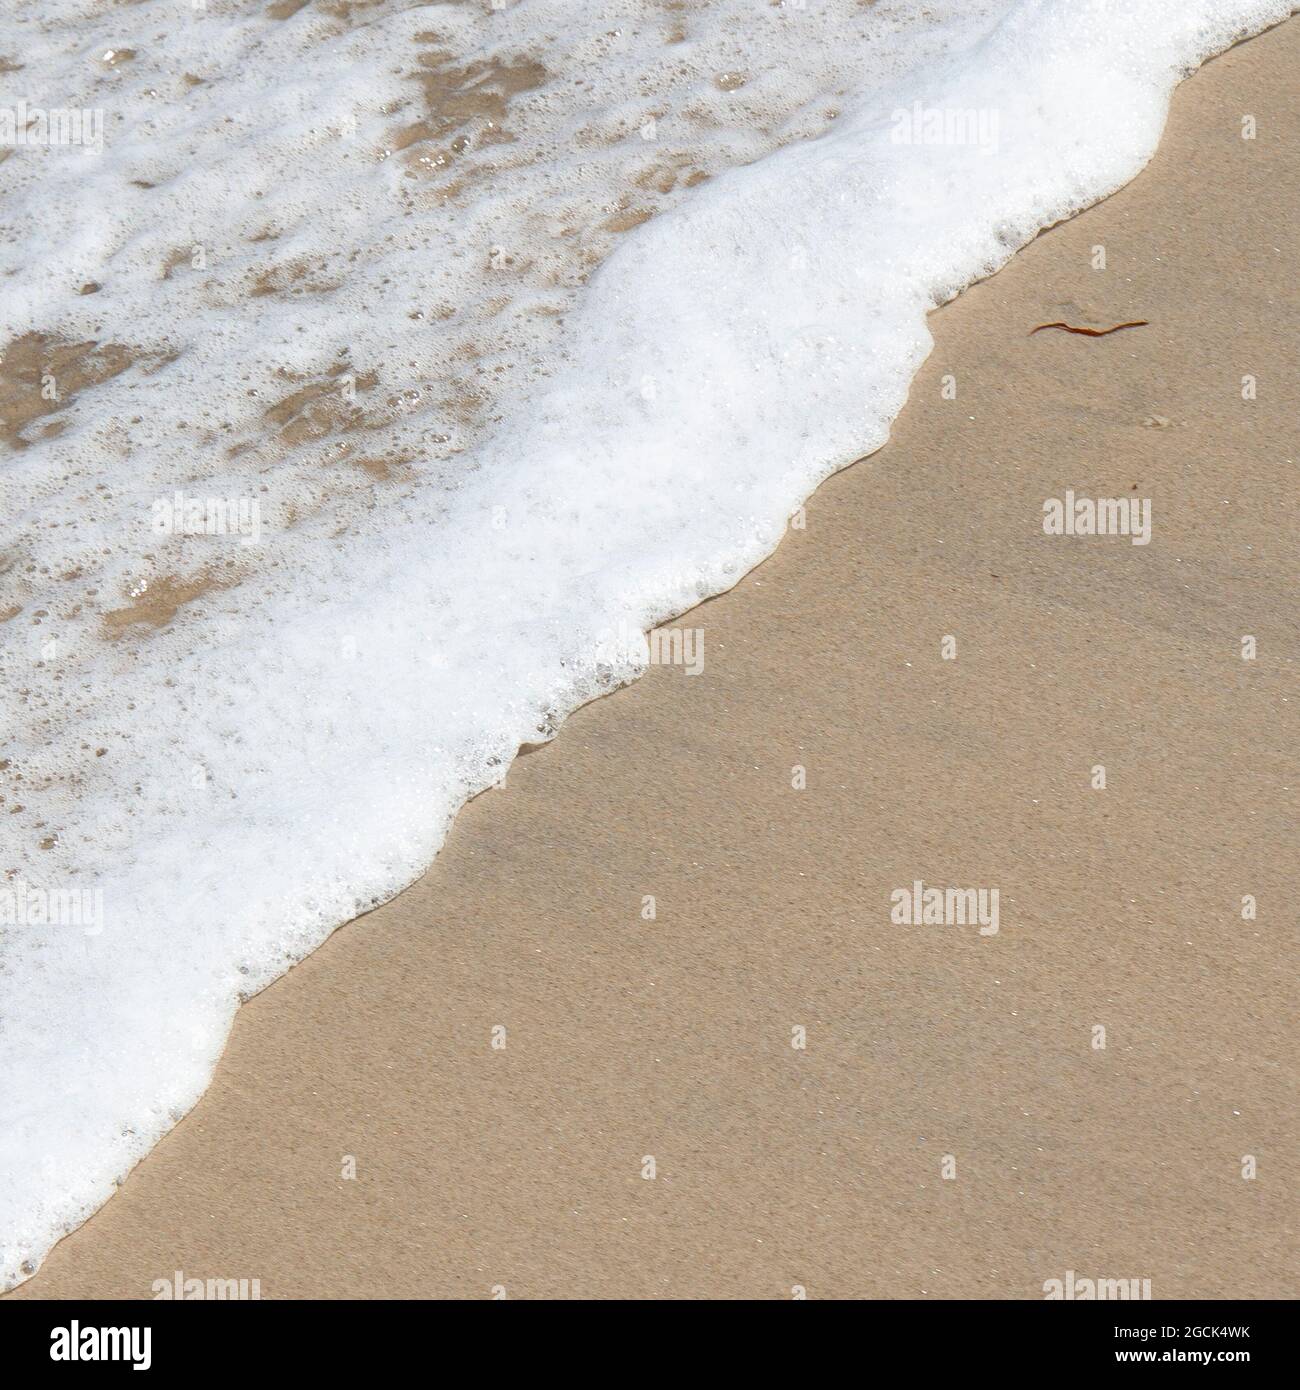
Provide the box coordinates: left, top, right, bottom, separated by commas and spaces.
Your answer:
13, 16, 1297, 1300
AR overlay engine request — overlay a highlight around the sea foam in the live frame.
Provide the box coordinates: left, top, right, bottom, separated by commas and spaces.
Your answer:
0, 0, 1292, 1287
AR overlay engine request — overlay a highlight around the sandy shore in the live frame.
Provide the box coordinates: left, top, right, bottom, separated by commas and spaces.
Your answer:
13, 17, 1297, 1299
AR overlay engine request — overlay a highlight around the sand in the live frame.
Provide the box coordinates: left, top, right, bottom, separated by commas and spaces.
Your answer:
12, 16, 1297, 1300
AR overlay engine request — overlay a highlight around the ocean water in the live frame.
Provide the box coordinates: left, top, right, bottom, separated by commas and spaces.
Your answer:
0, 0, 1291, 1288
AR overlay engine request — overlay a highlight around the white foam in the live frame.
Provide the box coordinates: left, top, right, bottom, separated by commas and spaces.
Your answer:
0, 0, 1292, 1287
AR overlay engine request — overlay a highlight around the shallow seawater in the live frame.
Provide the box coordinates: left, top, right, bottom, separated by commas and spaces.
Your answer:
0, 0, 1292, 1287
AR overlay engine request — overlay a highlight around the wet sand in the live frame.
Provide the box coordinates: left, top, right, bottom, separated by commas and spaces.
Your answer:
13, 16, 1298, 1299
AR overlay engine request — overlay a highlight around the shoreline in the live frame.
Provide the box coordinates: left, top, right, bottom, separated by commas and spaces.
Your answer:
12, 16, 1298, 1299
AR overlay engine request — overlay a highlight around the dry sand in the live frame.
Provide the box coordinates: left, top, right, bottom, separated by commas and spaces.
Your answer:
13, 17, 1297, 1300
